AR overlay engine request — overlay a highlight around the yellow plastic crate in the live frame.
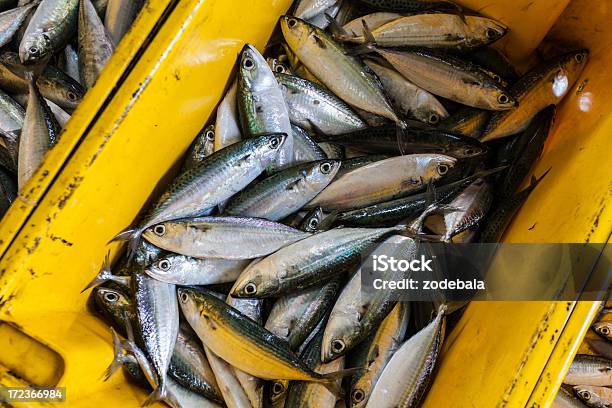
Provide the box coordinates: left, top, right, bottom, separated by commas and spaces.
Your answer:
0, 0, 609, 407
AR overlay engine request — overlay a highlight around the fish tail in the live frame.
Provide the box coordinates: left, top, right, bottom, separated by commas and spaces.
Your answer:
527, 167, 552, 191
347, 19, 378, 56
108, 228, 137, 243
317, 367, 364, 397
142, 380, 180, 408
109, 227, 143, 263
81, 251, 130, 292
102, 328, 130, 381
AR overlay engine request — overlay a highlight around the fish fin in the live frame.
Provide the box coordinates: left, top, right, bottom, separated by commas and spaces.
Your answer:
347, 19, 378, 56
81, 251, 130, 292
473, 165, 509, 179
142, 381, 169, 407
305, 118, 328, 141
324, 13, 350, 40
109, 228, 143, 263
103, 328, 129, 381
522, 167, 551, 194
109, 228, 137, 243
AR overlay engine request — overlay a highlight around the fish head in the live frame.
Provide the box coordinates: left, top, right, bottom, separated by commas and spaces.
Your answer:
414, 90, 449, 125
145, 254, 187, 283
321, 310, 358, 362
280, 16, 313, 52
419, 154, 457, 182
43, 71, 85, 110
19, 33, 52, 64
551, 49, 589, 98
177, 287, 203, 323
252, 133, 288, 166
574, 385, 606, 407
307, 159, 341, 185
592, 321, 612, 340
94, 287, 131, 317
466, 16, 508, 47
239, 44, 276, 93
142, 221, 188, 250
268, 58, 292, 75
230, 261, 279, 298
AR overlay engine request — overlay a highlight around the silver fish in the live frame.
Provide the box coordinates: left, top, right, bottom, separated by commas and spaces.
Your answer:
133, 271, 179, 406
0, 2, 37, 48
238, 44, 293, 169
276, 72, 366, 135
78, 0, 113, 88
20, 0, 79, 63
214, 80, 242, 152
142, 216, 310, 260
145, 254, 249, 285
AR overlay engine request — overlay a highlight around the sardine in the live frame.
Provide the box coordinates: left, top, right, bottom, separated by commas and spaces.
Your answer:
145, 254, 249, 285
238, 44, 293, 169
20, 0, 79, 63
350, 302, 410, 408
179, 287, 354, 385
104, 0, 142, 46
365, 59, 448, 124
592, 321, 612, 341
307, 154, 456, 211
553, 386, 589, 408
564, 355, 612, 387
182, 124, 215, 172
365, 305, 446, 408
574, 385, 612, 408
281, 16, 402, 125
214, 80, 242, 152
0, 51, 85, 110
322, 236, 415, 361
482, 50, 588, 141
78, 0, 113, 88
373, 48, 515, 110
17, 76, 59, 189
231, 225, 410, 298
346, 13, 507, 50
143, 216, 310, 260
0, 2, 37, 48
266, 278, 342, 350
276, 72, 366, 135
224, 160, 340, 221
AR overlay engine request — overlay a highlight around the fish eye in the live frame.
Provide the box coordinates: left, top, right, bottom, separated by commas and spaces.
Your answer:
352, 389, 365, 403
486, 28, 498, 39
464, 147, 479, 156
437, 164, 449, 175
153, 224, 166, 236
269, 136, 281, 149
287, 18, 297, 28
179, 292, 188, 303
320, 161, 332, 174
275, 64, 286, 73
157, 259, 172, 271
271, 382, 285, 395
579, 391, 591, 400
243, 57, 255, 70
428, 113, 440, 124
331, 339, 345, 354
308, 218, 318, 229
601, 326, 610, 335
104, 292, 119, 302
205, 130, 214, 141
244, 282, 257, 295
498, 93, 510, 104
67, 91, 77, 101
575, 53, 585, 64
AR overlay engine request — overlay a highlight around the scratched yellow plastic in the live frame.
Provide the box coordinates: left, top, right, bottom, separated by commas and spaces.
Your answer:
0, 0, 609, 407
0, 0, 292, 406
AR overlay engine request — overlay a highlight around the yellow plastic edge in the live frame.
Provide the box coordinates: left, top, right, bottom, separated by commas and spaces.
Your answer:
0, 0, 174, 256
0, 0, 292, 406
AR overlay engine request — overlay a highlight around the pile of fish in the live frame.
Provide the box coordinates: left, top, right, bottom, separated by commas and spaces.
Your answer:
0, 0, 143, 217
81, 0, 589, 407
553, 303, 612, 408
